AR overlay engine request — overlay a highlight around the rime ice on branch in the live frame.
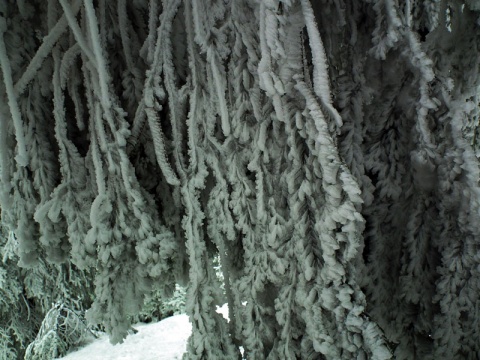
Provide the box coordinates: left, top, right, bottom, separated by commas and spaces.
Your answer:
1, 0, 480, 359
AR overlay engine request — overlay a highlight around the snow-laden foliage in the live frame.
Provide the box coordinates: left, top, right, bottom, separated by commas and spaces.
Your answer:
315, 2, 480, 358
1, 0, 479, 359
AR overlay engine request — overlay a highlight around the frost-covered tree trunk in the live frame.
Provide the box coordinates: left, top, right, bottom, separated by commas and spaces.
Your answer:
1, 0, 480, 359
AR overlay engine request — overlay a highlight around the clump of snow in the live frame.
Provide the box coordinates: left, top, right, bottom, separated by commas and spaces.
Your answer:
55, 315, 192, 360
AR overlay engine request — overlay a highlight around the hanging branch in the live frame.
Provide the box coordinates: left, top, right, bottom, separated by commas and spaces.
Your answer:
142, 0, 181, 186
58, 0, 96, 64
300, 0, 343, 128
14, 0, 82, 96
0, 18, 28, 167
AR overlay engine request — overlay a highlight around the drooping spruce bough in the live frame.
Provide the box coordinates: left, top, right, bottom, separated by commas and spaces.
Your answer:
1, 0, 479, 359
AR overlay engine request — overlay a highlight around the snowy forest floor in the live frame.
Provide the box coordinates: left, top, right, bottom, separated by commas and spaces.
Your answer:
55, 305, 231, 360
55, 315, 191, 360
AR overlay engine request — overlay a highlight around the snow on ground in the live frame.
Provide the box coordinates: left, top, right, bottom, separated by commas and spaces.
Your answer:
55, 315, 192, 360
55, 305, 230, 360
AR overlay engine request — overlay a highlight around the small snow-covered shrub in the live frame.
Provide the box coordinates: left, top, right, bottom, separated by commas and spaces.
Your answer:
24, 303, 96, 360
